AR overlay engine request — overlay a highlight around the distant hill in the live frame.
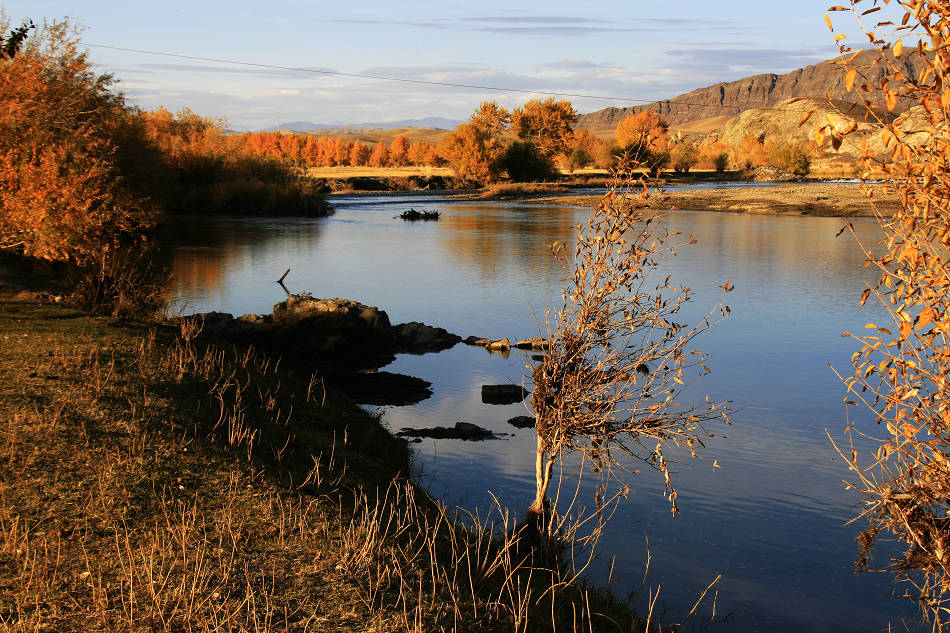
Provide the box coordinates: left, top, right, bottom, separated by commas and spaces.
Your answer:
577, 49, 927, 134
266, 116, 459, 133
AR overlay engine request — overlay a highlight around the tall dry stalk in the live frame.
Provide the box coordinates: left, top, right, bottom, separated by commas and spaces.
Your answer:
529, 149, 732, 523
824, 1, 950, 627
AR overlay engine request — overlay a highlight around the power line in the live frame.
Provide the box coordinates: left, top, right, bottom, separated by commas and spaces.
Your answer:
82, 42, 761, 112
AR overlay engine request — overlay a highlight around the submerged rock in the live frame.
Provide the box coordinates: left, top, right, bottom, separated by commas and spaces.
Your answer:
393, 321, 461, 354
507, 415, 536, 429
337, 372, 433, 406
487, 338, 511, 351
396, 421, 497, 441
514, 337, 549, 350
482, 384, 530, 405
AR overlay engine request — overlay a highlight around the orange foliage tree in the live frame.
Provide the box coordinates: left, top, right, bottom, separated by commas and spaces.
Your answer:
389, 135, 410, 166
369, 141, 389, 167
0, 18, 156, 265
511, 97, 578, 159
438, 101, 511, 183
615, 111, 671, 172
349, 141, 370, 166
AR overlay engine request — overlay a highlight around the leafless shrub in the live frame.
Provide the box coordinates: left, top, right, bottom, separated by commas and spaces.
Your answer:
528, 145, 732, 529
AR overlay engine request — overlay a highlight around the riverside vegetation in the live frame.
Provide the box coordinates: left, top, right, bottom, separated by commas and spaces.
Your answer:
10, 3, 950, 631
0, 254, 658, 632
0, 16, 708, 633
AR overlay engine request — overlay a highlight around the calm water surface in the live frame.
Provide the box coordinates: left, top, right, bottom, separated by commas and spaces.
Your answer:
163, 192, 917, 632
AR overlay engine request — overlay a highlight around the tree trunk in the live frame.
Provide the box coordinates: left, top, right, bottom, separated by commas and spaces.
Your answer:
530, 433, 555, 517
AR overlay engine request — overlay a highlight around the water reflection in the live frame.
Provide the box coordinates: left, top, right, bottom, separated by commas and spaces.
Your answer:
439, 204, 581, 281
162, 196, 916, 633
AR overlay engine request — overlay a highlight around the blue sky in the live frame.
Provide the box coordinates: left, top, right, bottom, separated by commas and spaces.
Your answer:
5, 2, 899, 130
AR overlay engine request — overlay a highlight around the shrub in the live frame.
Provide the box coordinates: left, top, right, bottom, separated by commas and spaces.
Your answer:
670, 139, 700, 173
766, 142, 811, 177
499, 140, 559, 182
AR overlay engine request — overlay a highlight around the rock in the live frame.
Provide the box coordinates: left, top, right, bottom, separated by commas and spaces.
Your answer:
273, 295, 391, 330
487, 338, 511, 351
507, 416, 536, 429
751, 165, 797, 182
336, 372, 433, 406
392, 321, 461, 354
396, 421, 497, 441
482, 384, 529, 405
514, 337, 549, 350
464, 336, 492, 346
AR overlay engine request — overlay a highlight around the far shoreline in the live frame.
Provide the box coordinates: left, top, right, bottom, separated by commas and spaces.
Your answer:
322, 176, 894, 218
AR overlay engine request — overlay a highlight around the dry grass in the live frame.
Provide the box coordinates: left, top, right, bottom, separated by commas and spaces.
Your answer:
479, 183, 568, 199
0, 270, 658, 632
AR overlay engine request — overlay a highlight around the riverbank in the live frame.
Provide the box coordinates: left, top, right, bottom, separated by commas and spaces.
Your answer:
0, 255, 639, 632
529, 182, 897, 217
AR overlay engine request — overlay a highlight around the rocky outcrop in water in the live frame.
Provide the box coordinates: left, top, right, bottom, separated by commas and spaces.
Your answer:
396, 422, 499, 441
183, 295, 461, 406
482, 384, 530, 405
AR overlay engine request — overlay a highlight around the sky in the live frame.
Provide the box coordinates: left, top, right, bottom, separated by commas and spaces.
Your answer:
4, 1, 902, 130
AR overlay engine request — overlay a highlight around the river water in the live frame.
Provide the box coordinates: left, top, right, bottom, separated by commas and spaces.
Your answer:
162, 190, 917, 632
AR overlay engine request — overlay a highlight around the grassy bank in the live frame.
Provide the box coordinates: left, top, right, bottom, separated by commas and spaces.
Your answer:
0, 258, 644, 632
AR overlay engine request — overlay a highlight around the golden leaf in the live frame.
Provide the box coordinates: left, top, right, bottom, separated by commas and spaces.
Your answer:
831, 132, 843, 150
825, 13, 834, 30
886, 90, 898, 111
799, 111, 813, 127
894, 39, 904, 56
917, 306, 935, 329
900, 321, 912, 339
846, 68, 857, 92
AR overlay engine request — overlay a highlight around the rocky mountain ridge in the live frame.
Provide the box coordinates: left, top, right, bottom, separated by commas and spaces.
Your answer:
577, 49, 927, 131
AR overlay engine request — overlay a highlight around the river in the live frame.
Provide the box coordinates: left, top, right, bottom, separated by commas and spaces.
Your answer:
162, 190, 917, 632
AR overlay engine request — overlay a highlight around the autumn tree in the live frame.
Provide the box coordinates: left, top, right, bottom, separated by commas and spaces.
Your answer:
561, 129, 600, 172
0, 17, 156, 265
389, 135, 410, 166
615, 111, 671, 172
511, 97, 578, 159
369, 140, 389, 167
438, 101, 511, 183
823, 1, 950, 626
407, 140, 430, 165
350, 141, 370, 166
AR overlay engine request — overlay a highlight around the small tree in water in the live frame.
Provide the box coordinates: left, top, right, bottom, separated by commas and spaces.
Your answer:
528, 144, 732, 528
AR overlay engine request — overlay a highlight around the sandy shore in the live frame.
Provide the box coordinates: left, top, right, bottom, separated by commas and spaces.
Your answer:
531, 183, 899, 217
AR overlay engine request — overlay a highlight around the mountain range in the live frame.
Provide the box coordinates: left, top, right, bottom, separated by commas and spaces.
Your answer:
577, 49, 925, 133
263, 116, 459, 133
